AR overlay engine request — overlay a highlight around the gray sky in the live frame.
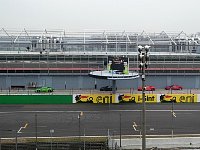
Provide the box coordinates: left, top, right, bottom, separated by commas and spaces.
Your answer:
0, 0, 199, 33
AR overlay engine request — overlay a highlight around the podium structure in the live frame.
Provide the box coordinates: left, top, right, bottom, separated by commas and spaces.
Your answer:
89, 56, 139, 93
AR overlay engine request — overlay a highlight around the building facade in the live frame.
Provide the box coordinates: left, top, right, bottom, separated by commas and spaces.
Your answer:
0, 29, 200, 90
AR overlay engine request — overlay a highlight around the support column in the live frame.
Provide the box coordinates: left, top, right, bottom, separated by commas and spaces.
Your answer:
112, 80, 116, 94
94, 78, 97, 89
195, 76, 199, 89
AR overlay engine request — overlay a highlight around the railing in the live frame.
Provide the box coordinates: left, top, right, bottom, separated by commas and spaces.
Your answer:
0, 141, 108, 150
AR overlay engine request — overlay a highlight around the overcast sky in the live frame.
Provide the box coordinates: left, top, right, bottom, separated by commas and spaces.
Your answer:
0, 0, 199, 33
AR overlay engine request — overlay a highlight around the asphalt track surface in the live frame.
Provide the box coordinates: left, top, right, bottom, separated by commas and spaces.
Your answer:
0, 103, 200, 138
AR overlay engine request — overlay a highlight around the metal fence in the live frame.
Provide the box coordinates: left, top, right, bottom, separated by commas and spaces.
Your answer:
0, 141, 108, 150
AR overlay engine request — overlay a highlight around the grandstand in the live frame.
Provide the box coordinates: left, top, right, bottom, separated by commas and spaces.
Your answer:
0, 28, 200, 90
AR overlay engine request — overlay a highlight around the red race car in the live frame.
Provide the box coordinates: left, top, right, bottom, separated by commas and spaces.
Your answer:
138, 85, 155, 91
165, 85, 183, 90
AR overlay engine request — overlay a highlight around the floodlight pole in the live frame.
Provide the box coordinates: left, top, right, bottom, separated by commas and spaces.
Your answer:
15, 130, 18, 150
141, 59, 146, 150
78, 111, 83, 141
119, 113, 122, 148
78, 114, 81, 140
35, 114, 38, 150
138, 45, 149, 150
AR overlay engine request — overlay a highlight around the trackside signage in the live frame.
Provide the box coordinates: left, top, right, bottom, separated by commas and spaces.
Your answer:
117, 94, 157, 103
159, 94, 197, 103
73, 94, 198, 103
0, 94, 198, 104
73, 94, 115, 103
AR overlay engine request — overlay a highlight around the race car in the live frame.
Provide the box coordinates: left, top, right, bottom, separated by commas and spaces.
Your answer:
138, 85, 155, 91
35, 87, 54, 93
100, 86, 112, 91
165, 85, 183, 90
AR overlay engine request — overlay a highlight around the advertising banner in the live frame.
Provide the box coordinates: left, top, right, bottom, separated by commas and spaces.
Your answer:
73, 94, 115, 103
159, 94, 197, 103
73, 93, 198, 104
117, 94, 157, 103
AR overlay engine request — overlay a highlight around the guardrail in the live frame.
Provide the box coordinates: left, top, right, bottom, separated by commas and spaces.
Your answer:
0, 92, 200, 104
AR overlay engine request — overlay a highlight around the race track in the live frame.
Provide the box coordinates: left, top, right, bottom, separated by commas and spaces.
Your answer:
0, 103, 200, 138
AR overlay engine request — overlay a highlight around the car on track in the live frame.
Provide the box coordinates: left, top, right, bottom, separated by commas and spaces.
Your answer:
35, 87, 54, 93
165, 85, 183, 90
137, 85, 155, 91
100, 86, 113, 91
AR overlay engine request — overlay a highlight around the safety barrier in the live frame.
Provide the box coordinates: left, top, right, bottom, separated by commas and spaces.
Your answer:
0, 94, 199, 104
73, 94, 199, 103
0, 95, 72, 104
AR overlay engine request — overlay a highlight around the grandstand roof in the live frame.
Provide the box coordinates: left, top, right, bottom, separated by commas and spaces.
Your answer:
0, 28, 200, 54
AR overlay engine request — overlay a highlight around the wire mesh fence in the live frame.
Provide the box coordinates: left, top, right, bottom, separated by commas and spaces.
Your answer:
0, 107, 200, 149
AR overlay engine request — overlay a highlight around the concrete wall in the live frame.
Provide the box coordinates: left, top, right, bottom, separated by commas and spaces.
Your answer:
0, 95, 72, 104
109, 137, 200, 149
0, 75, 200, 90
